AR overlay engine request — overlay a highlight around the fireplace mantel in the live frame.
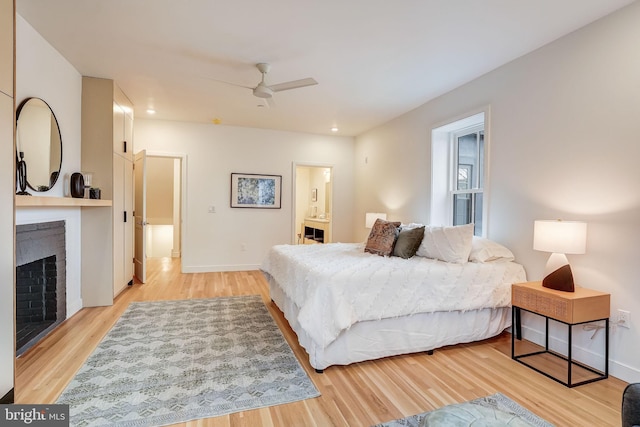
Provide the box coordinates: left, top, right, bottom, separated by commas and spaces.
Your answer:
15, 195, 112, 207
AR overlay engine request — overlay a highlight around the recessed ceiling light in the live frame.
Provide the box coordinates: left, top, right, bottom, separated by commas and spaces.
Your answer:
146, 108, 156, 114
331, 127, 339, 132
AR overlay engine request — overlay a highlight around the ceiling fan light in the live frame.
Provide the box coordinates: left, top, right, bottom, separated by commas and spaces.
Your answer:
253, 85, 273, 98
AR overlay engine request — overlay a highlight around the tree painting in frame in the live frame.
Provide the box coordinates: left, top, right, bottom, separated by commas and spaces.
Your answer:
231, 173, 282, 209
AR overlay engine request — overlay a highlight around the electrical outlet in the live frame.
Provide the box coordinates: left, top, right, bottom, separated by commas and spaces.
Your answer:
617, 309, 631, 329
241, 243, 247, 252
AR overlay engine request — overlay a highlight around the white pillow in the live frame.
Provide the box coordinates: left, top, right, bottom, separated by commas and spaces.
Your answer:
416, 223, 474, 264
400, 222, 425, 230
469, 236, 515, 263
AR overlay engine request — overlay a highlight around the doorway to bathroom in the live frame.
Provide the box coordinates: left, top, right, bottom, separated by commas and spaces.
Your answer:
293, 163, 333, 245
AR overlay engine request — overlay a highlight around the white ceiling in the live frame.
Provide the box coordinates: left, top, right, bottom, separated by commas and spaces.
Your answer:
17, 0, 635, 136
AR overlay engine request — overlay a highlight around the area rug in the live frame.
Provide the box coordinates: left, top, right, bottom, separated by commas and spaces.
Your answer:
373, 393, 554, 427
56, 295, 320, 427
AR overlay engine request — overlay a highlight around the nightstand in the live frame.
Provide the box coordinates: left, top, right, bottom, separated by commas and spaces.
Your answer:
511, 281, 610, 387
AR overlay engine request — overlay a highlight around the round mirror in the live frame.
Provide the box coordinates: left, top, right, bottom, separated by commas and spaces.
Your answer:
16, 98, 63, 192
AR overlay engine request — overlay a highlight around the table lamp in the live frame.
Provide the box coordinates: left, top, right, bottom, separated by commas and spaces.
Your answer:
533, 219, 587, 292
365, 213, 387, 228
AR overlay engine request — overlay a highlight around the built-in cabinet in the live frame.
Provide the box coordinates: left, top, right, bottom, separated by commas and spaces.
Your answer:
0, 0, 14, 402
303, 218, 331, 244
112, 91, 134, 297
81, 77, 134, 305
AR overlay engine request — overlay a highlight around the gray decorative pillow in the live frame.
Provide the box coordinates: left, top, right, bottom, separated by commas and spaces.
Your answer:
393, 226, 425, 259
365, 219, 401, 257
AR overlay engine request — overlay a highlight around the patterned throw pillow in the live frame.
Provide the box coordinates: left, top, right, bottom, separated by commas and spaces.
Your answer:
365, 219, 401, 256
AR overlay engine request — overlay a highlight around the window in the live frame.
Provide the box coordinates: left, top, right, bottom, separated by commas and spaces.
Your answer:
431, 112, 487, 236
452, 127, 484, 235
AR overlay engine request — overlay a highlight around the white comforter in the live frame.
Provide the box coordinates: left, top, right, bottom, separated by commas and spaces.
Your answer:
261, 242, 526, 348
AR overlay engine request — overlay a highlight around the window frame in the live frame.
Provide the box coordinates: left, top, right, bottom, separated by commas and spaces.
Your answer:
450, 125, 484, 234
430, 109, 490, 237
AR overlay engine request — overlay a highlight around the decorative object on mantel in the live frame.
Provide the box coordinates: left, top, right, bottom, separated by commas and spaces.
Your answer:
16, 151, 30, 196
533, 219, 587, 292
82, 171, 93, 198
70, 172, 85, 198
89, 188, 101, 199
230, 172, 282, 208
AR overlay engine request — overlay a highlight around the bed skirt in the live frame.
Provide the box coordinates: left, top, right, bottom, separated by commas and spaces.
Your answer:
267, 274, 511, 370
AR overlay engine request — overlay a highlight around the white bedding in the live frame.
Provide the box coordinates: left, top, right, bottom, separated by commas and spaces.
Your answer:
260, 242, 527, 348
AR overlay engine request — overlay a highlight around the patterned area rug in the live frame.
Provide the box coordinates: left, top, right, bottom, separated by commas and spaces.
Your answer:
373, 393, 554, 427
56, 295, 320, 427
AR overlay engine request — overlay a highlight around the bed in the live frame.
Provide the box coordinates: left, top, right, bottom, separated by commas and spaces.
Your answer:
260, 224, 527, 371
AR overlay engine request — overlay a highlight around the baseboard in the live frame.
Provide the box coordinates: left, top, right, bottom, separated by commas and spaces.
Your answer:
67, 297, 83, 318
182, 264, 261, 273
0, 388, 14, 404
517, 324, 640, 383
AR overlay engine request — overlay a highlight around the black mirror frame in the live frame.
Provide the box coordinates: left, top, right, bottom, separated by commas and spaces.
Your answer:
15, 97, 63, 193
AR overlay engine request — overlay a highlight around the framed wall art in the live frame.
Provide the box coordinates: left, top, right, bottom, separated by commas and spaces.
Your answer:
230, 173, 282, 209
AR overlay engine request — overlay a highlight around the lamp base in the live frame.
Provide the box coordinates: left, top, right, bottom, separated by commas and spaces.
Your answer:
541, 252, 575, 292
542, 264, 575, 292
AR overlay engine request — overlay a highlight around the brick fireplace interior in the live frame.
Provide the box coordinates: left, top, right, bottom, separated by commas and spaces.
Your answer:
15, 220, 66, 356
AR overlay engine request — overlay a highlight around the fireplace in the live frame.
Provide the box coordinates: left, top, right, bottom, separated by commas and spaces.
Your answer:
16, 221, 66, 356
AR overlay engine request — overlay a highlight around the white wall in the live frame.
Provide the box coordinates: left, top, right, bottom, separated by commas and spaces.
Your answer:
354, 3, 640, 383
134, 119, 355, 272
15, 15, 84, 316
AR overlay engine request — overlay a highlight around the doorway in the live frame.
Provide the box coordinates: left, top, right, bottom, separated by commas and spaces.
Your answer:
134, 151, 186, 282
293, 163, 333, 244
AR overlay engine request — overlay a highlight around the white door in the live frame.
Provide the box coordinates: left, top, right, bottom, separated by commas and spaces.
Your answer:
134, 150, 147, 283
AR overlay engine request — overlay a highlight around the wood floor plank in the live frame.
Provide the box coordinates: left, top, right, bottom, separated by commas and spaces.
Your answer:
15, 257, 626, 426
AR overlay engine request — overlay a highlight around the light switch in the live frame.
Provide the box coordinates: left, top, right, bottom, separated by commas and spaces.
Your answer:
208, 206, 216, 213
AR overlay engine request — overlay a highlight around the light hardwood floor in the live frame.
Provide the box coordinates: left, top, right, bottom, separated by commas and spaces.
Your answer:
16, 257, 627, 426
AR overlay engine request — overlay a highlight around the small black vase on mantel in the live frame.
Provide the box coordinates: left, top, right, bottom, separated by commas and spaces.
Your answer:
70, 172, 85, 198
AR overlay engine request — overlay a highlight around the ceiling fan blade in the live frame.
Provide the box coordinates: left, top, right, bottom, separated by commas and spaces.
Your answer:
265, 97, 276, 108
269, 78, 318, 93
201, 76, 253, 90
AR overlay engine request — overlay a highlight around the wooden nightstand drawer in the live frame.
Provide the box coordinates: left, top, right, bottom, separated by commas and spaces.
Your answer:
512, 281, 610, 324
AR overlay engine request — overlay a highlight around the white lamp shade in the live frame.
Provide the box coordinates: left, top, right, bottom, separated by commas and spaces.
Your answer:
365, 212, 387, 228
533, 220, 587, 255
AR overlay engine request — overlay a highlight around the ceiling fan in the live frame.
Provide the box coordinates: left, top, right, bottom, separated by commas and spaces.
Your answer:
211, 63, 318, 106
